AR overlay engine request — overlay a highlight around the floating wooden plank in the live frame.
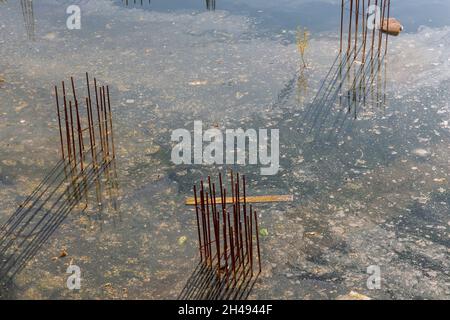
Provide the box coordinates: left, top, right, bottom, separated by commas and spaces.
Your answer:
185, 195, 293, 205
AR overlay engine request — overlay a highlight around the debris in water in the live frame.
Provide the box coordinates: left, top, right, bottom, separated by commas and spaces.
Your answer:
337, 291, 371, 300
260, 228, 269, 237
185, 194, 293, 205
412, 148, 430, 157
188, 80, 208, 86
178, 236, 187, 246
382, 18, 404, 36
59, 249, 68, 258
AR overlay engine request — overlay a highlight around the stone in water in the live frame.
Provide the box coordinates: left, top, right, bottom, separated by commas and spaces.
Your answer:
412, 148, 429, 157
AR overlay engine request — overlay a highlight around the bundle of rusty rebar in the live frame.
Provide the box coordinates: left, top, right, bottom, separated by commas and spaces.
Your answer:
0, 74, 119, 283
299, 0, 392, 141
121, 0, 150, 6
179, 172, 261, 300
20, 0, 35, 41
206, 0, 216, 11
55, 73, 116, 175
340, 0, 391, 60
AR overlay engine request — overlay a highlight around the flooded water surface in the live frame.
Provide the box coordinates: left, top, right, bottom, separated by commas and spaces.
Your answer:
0, 0, 449, 299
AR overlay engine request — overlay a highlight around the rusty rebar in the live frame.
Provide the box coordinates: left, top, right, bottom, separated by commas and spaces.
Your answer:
54, 86, 65, 160
71, 77, 84, 172
385, 0, 390, 55
106, 86, 116, 159
85, 97, 95, 164
363, 0, 371, 63
371, 0, 378, 61
62, 81, 72, 163
68, 100, 77, 169
101, 86, 110, 158
378, 0, 387, 57
85, 73, 97, 165
254, 210, 261, 273
340, 0, 344, 53
347, 0, 353, 54
71, 77, 84, 152
354, 0, 359, 60
52, 74, 118, 204
191, 172, 262, 290
94, 78, 104, 154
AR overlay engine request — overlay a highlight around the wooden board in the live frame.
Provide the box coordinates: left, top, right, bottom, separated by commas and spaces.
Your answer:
185, 195, 293, 205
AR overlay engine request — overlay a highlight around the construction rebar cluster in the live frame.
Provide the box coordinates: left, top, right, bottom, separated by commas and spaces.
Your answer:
0, 0, 402, 300
179, 172, 261, 300
20, 0, 35, 41
0, 74, 118, 284
300, 0, 392, 141
340, 0, 391, 60
55, 73, 116, 174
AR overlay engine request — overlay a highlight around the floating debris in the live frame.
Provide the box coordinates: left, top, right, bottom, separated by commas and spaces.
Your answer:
59, 249, 68, 258
382, 18, 403, 36
337, 291, 371, 300
259, 228, 269, 237
412, 148, 430, 158
185, 194, 293, 205
188, 80, 208, 86
178, 236, 187, 246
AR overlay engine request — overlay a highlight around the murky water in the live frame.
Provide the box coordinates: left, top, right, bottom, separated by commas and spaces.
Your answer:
0, 0, 449, 299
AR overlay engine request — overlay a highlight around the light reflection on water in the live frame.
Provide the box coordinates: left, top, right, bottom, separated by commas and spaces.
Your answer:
0, 0, 449, 299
